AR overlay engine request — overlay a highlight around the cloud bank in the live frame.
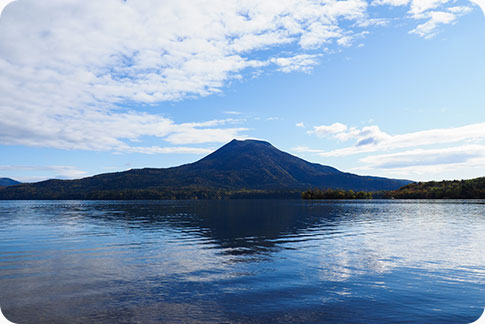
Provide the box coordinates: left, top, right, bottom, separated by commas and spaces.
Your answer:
0, 0, 477, 153
308, 122, 485, 156
300, 122, 485, 178
0, 164, 88, 181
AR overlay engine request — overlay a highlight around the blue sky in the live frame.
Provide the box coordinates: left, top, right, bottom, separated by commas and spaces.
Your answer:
0, 0, 484, 182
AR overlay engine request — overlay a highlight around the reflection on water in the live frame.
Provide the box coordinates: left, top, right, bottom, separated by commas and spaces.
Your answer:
0, 200, 484, 323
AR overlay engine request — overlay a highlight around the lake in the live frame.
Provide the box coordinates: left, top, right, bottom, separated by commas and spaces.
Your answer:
0, 200, 483, 323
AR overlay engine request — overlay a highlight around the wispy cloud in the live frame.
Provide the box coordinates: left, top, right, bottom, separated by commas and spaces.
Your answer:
293, 146, 326, 154
0, 0, 372, 152
0, 0, 478, 153
350, 145, 485, 178
410, 7, 472, 38
0, 108, 247, 152
164, 128, 248, 145
0, 165, 88, 181
270, 54, 322, 73
124, 146, 213, 155
307, 122, 485, 157
300, 122, 485, 179
358, 145, 485, 169
223, 111, 243, 115
0, 0, 15, 15
372, 0, 473, 38
265, 117, 280, 121
308, 122, 349, 137
470, 0, 485, 15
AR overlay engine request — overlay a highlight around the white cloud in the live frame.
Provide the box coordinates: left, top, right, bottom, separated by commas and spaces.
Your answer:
350, 145, 485, 179
303, 122, 485, 180
447, 5, 473, 14
409, 0, 450, 16
410, 10, 459, 38
292, 146, 326, 154
308, 122, 485, 157
358, 145, 485, 169
0, 104, 246, 151
413, 4, 474, 39
337, 35, 354, 47
372, 0, 410, 6
371, 0, 474, 38
0, 0, 381, 153
223, 111, 243, 115
0, 165, 88, 180
335, 125, 391, 143
470, 0, 485, 15
355, 18, 391, 27
299, 24, 344, 49
296, 122, 305, 128
0, 0, 15, 15
308, 122, 349, 137
124, 146, 213, 155
164, 126, 248, 145
0, 0, 480, 155
270, 54, 322, 73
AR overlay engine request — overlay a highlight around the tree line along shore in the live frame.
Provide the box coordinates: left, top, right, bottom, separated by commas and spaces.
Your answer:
1, 178, 483, 200
302, 177, 485, 200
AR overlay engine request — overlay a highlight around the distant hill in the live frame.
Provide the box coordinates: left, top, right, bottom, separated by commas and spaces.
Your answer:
0, 139, 411, 200
0, 178, 21, 187
385, 177, 485, 199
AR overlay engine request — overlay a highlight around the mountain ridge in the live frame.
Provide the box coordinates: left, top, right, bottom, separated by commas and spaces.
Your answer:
0, 178, 21, 187
0, 139, 411, 199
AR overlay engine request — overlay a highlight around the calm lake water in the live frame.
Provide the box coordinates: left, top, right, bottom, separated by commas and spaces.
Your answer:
0, 200, 484, 323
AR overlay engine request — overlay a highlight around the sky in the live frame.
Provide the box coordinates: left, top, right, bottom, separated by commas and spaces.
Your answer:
0, 0, 484, 183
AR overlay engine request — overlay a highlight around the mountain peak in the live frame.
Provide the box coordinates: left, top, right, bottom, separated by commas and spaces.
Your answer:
0, 140, 411, 199
0, 178, 21, 187
197, 138, 282, 165
190, 138, 343, 188
226, 138, 273, 147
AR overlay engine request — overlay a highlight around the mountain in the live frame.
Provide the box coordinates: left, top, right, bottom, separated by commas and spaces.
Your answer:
0, 178, 21, 187
0, 139, 411, 199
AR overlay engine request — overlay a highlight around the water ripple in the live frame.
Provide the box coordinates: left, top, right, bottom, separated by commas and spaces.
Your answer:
0, 200, 484, 323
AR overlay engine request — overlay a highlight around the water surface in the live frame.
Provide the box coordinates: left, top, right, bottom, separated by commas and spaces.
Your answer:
0, 200, 484, 323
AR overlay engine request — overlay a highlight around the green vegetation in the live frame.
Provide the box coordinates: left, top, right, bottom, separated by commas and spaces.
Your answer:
0, 184, 302, 200
384, 177, 485, 199
302, 188, 373, 200
302, 177, 485, 200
